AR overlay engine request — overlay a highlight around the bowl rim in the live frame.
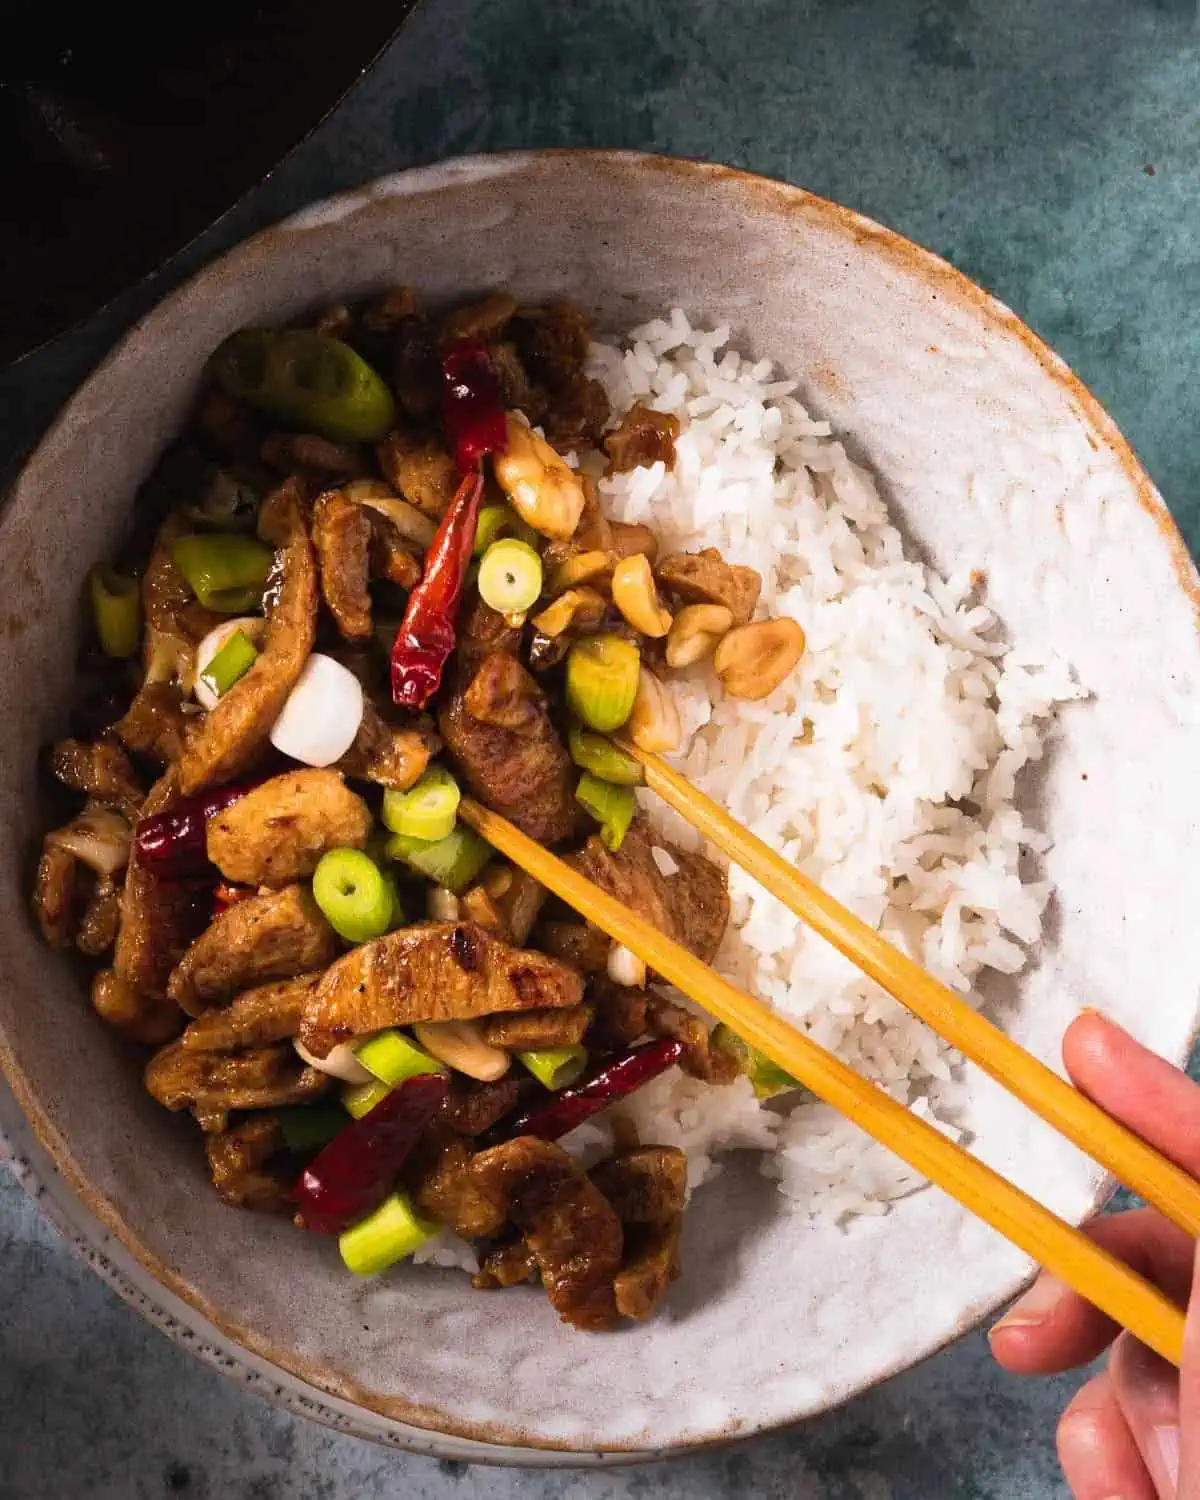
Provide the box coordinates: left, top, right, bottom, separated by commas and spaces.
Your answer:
2, 147, 1198, 1461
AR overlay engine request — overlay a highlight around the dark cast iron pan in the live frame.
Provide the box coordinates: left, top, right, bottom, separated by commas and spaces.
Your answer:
1, 0, 417, 365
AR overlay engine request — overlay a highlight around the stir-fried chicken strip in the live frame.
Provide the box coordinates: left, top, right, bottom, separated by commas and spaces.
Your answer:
655, 548, 762, 626
590, 1148, 687, 1321
336, 700, 434, 791
47, 737, 142, 814
471, 1239, 538, 1290
299, 921, 585, 1057
537, 921, 613, 976
142, 512, 223, 691
456, 590, 523, 677
645, 995, 739, 1084
112, 682, 191, 765
205, 1114, 294, 1212
482, 1006, 592, 1050
439, 652, 583, 845
377, 429, 458, 519
604, 403, 681, 474
312, 489, 373, 641
91, 969, 182, 1044
146, 1040, 330, 1126
405, 1135, 507, 1240
32, 842, 77, 948
114, 769, 207, 1008
586, 978, 649, 1051
441, 1074, 523, 1137
470, 1137, 623, 1331
206, 770, 372, 888
179, 481, 318, 793
612, 1217, 682, 1321
77, 878, 122, 957
569, 820, 729, 963
167, 884, 338, 1016
179, 973, 319, 1053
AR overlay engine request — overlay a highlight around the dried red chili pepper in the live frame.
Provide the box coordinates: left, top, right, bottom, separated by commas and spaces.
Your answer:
134, 775, 273, 878
502, 1038, 685, 1142
293, 1071, 448, 1234
441, 337, 507, 474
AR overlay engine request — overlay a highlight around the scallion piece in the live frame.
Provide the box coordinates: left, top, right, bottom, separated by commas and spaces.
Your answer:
354, 1029, 446, 1087
477, 538, 543, 615
565, 634, 640, 733
312, 848, 394, 944
711, 1023, 809, 1100
198, 628, 259, 700
171, 533, 274, 613
338, 1190, 438, 1276
472, 503, 540, 558
519, 1046, 589, 1091
278, 1103, 351, 1152
385, 824, 492, 895
574, 772, 636, 852
88, 565, 141, 659
342, 1077, 392, 1120
381, 766, 462, 843
567, 722, 644, 786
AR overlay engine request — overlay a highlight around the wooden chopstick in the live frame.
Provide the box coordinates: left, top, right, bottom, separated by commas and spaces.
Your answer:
622, 742, 1200, 1243
459, 797, 1186, 1367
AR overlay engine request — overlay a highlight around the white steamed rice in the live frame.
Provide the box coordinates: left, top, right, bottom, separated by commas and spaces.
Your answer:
423, 309, 1084, 1270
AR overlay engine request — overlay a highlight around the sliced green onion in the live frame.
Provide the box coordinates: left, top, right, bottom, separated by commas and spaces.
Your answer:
342, 1077, 392, 1119
339, 1190, 438, 1275
478, 538, 543, 615
199, 629, 259, 700
472, 504, 540, 558
210, 329, 396, 443
88, 565, 141, 659
278, 1103, 351, 1152
312, 848, 394, 944
566, 634, 640, 733
382, 867, 405, 931
575, 773, 636, 852
519, 1046, 589, 1091
711, 1023, 810, 1100
567, 722, 644, 786
381, 767, 462, 843
354, 1029, 446, 1086
385, 825, 492, 895
171, 533, 274, 613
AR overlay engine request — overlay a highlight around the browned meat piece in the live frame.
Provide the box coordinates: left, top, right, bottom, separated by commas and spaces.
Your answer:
491, 868, 546, 946
482, 1006, 592, 1050
538, 921, 612, 976
361, 286, 418, 333
471, 1238, 538, 1290
299, 921, 584, 1057
586, 978, 648, 1050
205, 1114, 294, 1212
168, 884, 338, 1016
515, 302, 591, 392
439, 653, 583, 845
114, 770, 207, 1007
113, 683, 191, 765
76, 878, 122, 957
32, 842, 77, 948
367, 514, 422, 590
406, 1134, 506, 1239
141, 513, 223, 690
463, 652, 543, 734
542, 376, 610, 450
312, 304, 354, 340
179, 973, 319, 1052
91, 969, 182, 1044
488, 342, 548, 426
645, 994, 739, 1084
470, 1137, 623, 1331
194, 386, 258, 456
456, 590, 523, 676
391, 313, 439, 420
568, 820, 729, 963
590, 1147, 687, 1225
145, 1040, 329, 1127
459, 886, 502, 933
206, 769, 372, 888
47, 738, 142, 813
312, 489, 373, 641
441, 1074, 523, 1137
613, 1218, 682, 1321
609, 520, 658, 563
179, 482, 318, 793
655, 548, 762, 626
604, 403, 681, 474
336, 701, 434, 791
261, 433, 365, 479
377, 430, 458, 518
439, 293, 519, 344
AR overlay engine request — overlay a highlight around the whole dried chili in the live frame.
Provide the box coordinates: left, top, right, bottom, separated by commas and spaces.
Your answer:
501, 1038, 685, 1142
293, 1071, 449, 1234
389, 339, 507, 710
134, 775, 273, 878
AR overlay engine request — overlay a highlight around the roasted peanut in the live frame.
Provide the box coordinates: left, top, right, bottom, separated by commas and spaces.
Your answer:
665, 604, 734, 669
531, 586, 608, 639
412, 1019, 511, 1082
713, 618, 806, 700
611, 553, 672, 638
547, 549, 614, 596
628, 665, 682, 752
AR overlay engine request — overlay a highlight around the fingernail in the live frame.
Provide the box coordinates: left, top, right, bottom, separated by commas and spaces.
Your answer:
989, 1274, 1067, 1334
1155, 1425, 1181, 1489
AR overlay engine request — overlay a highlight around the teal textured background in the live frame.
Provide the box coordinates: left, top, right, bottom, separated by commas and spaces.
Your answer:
1, 1, 1197, 1495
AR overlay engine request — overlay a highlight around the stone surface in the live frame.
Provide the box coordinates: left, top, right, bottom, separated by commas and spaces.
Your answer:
2, 0, 1197, 1493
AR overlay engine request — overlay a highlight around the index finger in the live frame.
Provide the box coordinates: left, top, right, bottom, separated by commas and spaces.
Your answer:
1062, 1012, 1200, 1180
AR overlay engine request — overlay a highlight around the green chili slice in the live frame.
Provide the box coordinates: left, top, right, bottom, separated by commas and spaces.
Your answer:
339, 1190, 438, 1276
171, 533, 274, 613
385, 824, 492, 895
574, 772, 636, 852
518, 1046, 589, 1091
478, 538, 543, 615
710, 1023, 811, 1101
88, 565, 141, 659
472, 504, 540, 558
354, 1029, 446, 1087
567, 722, 644, 786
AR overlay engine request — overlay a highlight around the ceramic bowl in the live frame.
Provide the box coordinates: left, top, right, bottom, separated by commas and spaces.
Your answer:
2, 152, 1198, 1461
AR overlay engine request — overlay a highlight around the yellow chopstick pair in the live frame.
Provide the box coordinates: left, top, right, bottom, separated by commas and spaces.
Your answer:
459, 745, 1195, 1368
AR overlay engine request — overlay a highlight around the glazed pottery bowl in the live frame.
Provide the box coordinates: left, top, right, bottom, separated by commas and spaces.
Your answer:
2, 152, 1199, 1460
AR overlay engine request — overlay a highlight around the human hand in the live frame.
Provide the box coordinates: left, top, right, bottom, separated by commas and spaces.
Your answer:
989, 1012, 1200, 1498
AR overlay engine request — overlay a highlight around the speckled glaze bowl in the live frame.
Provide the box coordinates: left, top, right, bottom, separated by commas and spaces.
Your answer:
2, 152, 1199, 1463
